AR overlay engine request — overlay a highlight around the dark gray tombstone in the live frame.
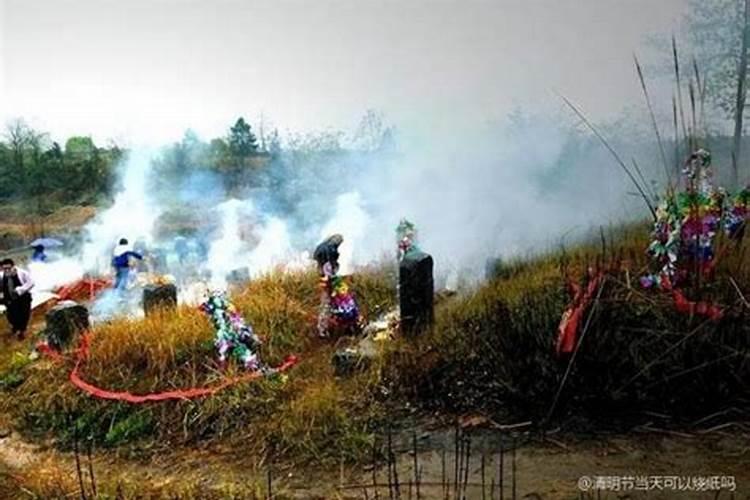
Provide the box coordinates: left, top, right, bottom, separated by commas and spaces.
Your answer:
45, 300, 89, 349
399, 251, 434, 336
332, 348, 372, 377
227, 267, 250, 286
142, 284, 178, 316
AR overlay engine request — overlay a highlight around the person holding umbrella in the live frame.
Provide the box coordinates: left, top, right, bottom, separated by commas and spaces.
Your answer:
0, 258, 34, 339
28, 237, 63, 263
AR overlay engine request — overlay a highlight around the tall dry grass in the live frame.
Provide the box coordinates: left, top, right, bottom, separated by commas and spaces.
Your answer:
385, 223, 750, 424
0, 266, 396, 464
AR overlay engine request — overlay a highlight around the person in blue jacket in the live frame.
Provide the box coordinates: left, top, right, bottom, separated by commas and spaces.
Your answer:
31, 245, 47, 263
112, 238, 143, 291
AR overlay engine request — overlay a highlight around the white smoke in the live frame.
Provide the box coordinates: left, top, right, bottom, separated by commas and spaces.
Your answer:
80, 148, 161, 274
52, 104, 655, 323
207, 198, 246, 288
247, 216, 296, 273
319, 191, 371, 275
28, 258, 84, 292
24, 150, 161, 309
306, 109, 651, 281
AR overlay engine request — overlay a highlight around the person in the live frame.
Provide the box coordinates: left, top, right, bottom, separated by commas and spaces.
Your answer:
396, 219, 418, 261
0, 258, 34, 339
31, 245, 47, 263
312, 234, 344, 338
112, 238, 143, 291
313, 234, 343, 277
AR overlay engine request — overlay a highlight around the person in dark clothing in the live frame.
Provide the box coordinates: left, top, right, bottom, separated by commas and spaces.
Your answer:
0, 258, 34, 339
312, 234, 344, 337
313, 234, 343, 277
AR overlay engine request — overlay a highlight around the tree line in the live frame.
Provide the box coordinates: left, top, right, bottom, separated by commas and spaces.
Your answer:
0, 111, 395, 218
0, 117, 279, 213
0, 119, 122, 212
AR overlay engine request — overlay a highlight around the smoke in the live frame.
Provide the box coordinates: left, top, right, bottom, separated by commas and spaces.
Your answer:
255, 108, 654, 282
51, 102, 658, 324
318, 192, 371, 275
80, 148, 161, 273
25, 149, 160, 302
247, 216, 296, 273
206, 199, 246, 288
28, 258, 84, 292
205, 199, 303, 286
90, 288, 144, 322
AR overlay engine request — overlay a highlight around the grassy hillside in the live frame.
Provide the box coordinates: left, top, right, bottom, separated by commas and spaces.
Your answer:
0, 204, 97, 251
1, 268, 396, 465
387, 223, 750, 425
0, 219, 748, 494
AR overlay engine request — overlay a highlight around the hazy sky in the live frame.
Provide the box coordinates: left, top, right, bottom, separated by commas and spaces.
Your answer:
1, 0, 688, 145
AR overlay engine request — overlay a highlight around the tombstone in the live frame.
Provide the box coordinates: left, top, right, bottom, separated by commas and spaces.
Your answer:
227, 267, 251, 286
45, 300, 89, 349
399, 250, 434, 337
149, 249, 168, 274
142, 283, 178, 316
332, 347, 372, 377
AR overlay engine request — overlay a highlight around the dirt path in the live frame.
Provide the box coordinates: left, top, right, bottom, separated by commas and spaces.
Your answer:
0, 420, 748, 499
341, 427, 750, 500
0, 431, 40, 470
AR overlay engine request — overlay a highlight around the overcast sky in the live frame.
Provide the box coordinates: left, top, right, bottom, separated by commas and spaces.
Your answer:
0, 0, 688, 145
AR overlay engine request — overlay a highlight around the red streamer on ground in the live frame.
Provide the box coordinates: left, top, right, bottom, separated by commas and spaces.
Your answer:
556, 273, 604, 355
672, 290, 724, 321
42, 332, 299, 403
56, 278, 112, 302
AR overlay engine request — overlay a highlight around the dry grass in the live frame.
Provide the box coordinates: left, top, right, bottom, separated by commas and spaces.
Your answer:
0, 462, 270, 499
42, 205, 97, 228
385, 223, 750, 423
0, 266, 396, 466
83, 308, 214, 391
2, 219, 748, 475
0, 204, 97, 252
0, 204, 96, 231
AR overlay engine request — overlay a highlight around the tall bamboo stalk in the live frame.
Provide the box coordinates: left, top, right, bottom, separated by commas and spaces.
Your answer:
634, 54, 671, 186
673, 36, 690, 152
560, 95, 656, 219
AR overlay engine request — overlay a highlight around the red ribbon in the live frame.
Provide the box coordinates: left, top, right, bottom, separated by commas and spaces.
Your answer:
41, 331, 299, 403
556, 272, 604, 355
56, 278, 112, 301
672, 290, 724, 320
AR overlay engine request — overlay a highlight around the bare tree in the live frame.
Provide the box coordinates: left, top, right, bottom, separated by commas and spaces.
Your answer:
352, 109, 394, 152
5, 119, 31, 176
4, 119, 51, 233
